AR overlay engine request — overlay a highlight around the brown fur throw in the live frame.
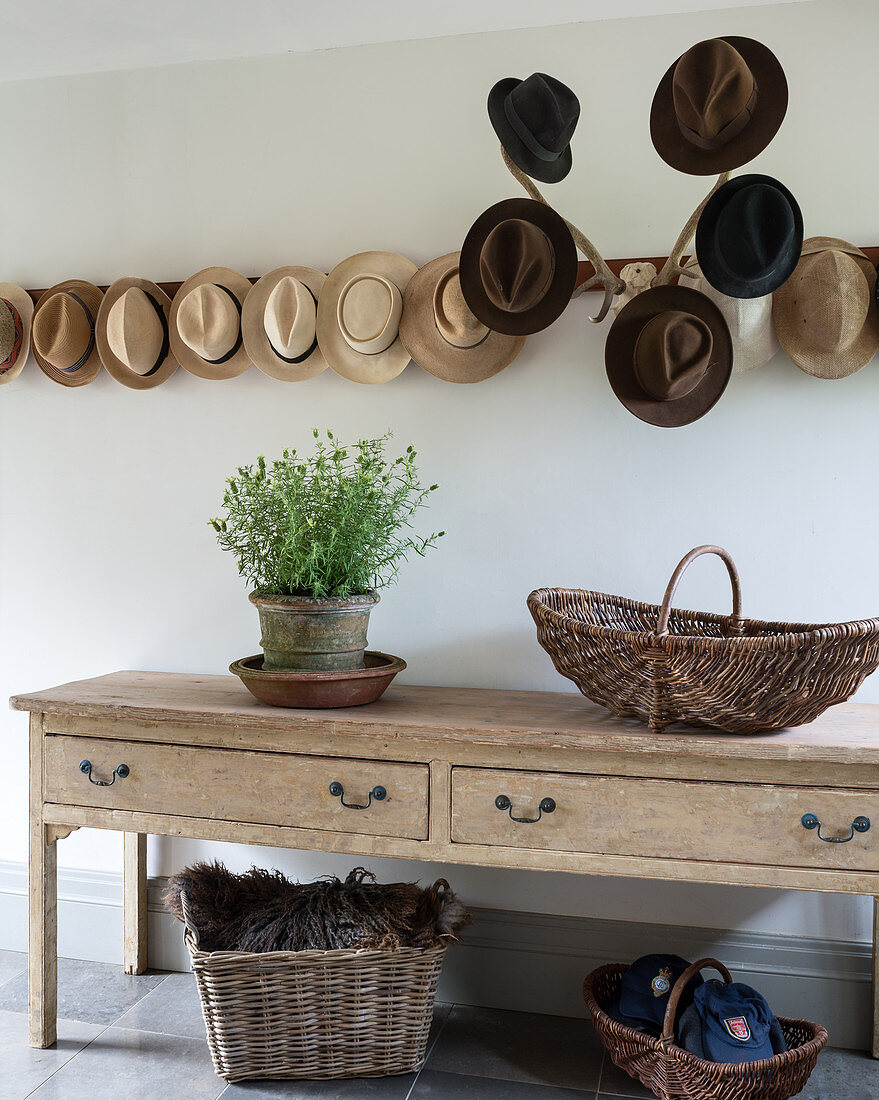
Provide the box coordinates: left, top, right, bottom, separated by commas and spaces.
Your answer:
165, 862, 471, 953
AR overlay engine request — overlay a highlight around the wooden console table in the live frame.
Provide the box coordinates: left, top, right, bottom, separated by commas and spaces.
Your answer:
12, 670, 879, 1054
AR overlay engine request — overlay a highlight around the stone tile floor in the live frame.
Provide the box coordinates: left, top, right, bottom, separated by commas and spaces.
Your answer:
1, 950, 877, 1099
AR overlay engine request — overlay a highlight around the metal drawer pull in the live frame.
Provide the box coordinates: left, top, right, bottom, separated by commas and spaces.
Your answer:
328, 781, 386, 809
495, 794, 556, 823
801, 813, 870, 843
79, 759, 129, 787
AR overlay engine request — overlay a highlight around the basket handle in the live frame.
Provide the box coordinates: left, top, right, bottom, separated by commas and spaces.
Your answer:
656, 545, 743, 638
179, 889, 201, 949
660, 956, 732, 1047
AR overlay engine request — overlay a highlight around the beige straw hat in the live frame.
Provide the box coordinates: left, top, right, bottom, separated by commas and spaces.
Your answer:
242, 267, 327, 382
316, 251, 417, 383
400, 252, 526, 383
32, 280, 104, 387
773, 237, 879, 379
170, 267, 253, 380
0, 283, 34, 386
96, 278, 178, 389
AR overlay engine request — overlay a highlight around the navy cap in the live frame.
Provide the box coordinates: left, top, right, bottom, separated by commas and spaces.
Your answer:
607, 954, 703, 1036
678, 979, 786, 1064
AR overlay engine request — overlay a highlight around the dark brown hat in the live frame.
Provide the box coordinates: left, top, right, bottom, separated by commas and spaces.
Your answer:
605, 285, 733, 427
459, 198, 578, 336
650, 36, 788, 175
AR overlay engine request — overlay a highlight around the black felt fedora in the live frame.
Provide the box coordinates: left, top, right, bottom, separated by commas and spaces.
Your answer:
650, 37, 788, 176
695, 174, 803, 299
459, 197, 578, 336
488, 73, 579, 184
605, 285, 733, 428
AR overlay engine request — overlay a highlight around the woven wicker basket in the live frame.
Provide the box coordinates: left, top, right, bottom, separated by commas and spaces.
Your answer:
529, 544, 879, 734
583, 958, 828, 1100
181, 894, 446, 1083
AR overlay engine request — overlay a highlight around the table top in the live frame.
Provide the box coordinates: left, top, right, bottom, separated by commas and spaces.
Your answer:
11, 670, 879, 764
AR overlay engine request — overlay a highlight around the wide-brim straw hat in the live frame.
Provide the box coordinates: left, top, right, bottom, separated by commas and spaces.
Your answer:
400, 252, 526, 383
0, 283, 34, 386
605, 284, 733, 427
96, 277, 178, 389
650, 36, 788, 176
773, 237, 879, 379
169, 267, 253, 380
316, 251, 417, 383
32, 279, 104, 387
242, 266, 327, 382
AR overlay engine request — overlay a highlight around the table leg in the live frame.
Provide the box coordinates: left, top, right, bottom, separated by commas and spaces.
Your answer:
873, 897, 879, 1059
123, 833, 148, 974
29, 714, 57, 1048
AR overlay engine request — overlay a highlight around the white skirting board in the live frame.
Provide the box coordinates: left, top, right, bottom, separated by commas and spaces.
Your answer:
0, 859, 871, 1050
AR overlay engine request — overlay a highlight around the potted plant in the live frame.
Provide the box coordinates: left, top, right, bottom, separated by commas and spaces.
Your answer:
210, 430, 443, 672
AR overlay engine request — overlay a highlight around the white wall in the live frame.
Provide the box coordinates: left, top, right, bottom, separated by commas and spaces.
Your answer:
3, 0, 879, 949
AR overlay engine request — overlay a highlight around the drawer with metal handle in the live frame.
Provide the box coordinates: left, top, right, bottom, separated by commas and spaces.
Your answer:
450, 766, 879, 872
44, 734, 429, 840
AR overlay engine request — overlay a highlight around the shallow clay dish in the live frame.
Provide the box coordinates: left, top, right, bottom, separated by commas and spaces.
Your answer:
230, 651, 406, 709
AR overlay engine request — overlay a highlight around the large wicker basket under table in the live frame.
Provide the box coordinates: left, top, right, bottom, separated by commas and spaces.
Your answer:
529, 544, 879, 734
583, 959, 828, 1100
181, 896, 446, 1083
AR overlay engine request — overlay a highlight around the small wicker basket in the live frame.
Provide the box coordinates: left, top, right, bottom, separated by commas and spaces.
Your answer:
583, 958, 828, 1100
529, 544, 879, 734
181, 893, 446, 1083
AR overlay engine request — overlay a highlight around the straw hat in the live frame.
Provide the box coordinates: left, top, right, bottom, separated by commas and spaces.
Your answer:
773, 237, 879, 379
487, 72, 580, 184
679, 260, 779, 373
459, 198, 577, 336
96, 278, 178, 389
316, 252, 417, 383
0, 283, 34, 386
32, 280, 104, 387
170, 267, 252, 380
605, 284, 733, 427
400, 252, 526, 383
651, 37, 788, 176
242, 267, 327, 382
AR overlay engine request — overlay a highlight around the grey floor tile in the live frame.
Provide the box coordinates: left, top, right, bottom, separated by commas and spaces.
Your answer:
218, 1073, 416, 1098
795, 1046, 879, 1100
0, 1009, 105, 1099
596, 1051, 653, 1098
0, 957, 166, 1026
426, 1005, 602, 1092
28, 1025, 224, 1099
0, 948, 27, 988
114, 971, 207, 1039
411, 1069, 595, 1097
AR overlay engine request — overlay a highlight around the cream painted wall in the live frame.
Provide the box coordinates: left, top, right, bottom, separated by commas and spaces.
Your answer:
3, 0, 879, 949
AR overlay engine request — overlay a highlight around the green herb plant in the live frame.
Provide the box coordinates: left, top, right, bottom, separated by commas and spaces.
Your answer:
210, 430, 444, 599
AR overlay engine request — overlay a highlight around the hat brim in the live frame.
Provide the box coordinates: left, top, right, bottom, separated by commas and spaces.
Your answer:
487, 77, 573, 184
695, 175, 803, 298
679, 261, 779, 372
96, 278, 178, 390
0, 283, 34, 386
605, 285, 733, 427
650, 36, 788, 176
316, 251, 417, 384
459, 198, 578, 336
169, 267, 253, 380
32, 280, 104, 387
242, 267, 328, 382
399, 252, 526, 383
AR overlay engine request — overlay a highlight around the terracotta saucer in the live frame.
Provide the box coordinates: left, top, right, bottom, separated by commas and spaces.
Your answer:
230, 651, 406, 709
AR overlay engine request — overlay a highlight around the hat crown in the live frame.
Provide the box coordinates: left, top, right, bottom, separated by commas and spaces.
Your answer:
480, 219, 556, 313
673, 38, 756, 146
337, 273, 403, 355
0, 300, 15, 363
106, 288, 165, 374
714, 183, 795, 279
265, 276, 316, 358
507, 72, 580, 155
33, 291, 94, 370
434, 268, 489, 349
796, 251, 870, 351
178, 283, 240, 360
634, 309, 713, 400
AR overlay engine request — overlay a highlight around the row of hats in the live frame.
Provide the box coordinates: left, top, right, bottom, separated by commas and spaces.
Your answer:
0, 253, 528, 390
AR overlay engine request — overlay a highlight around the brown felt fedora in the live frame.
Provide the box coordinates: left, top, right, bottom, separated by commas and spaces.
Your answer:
650, 36, 788, 175
0, 283, 33, 386
605, 284, 733, 427
773, 237, 879, 379
242, 266, 327, 382
170, 267, 252, 380
96, 278, 178, 389
400, 252, 526, 383
32, 280, 104, 387
459, 198, 577, 336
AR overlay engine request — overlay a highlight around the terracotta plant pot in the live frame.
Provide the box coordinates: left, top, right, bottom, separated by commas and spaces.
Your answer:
250, 592, 379, 672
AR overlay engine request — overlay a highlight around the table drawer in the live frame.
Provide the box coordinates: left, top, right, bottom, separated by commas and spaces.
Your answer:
451, 766, 879, 871
45, 735, 429, 840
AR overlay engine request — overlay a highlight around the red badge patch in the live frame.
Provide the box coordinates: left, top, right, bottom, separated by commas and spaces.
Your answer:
724, 1016, 751, 1041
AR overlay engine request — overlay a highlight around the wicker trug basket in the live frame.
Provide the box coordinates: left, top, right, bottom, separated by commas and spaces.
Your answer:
529, 544, 879, 734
